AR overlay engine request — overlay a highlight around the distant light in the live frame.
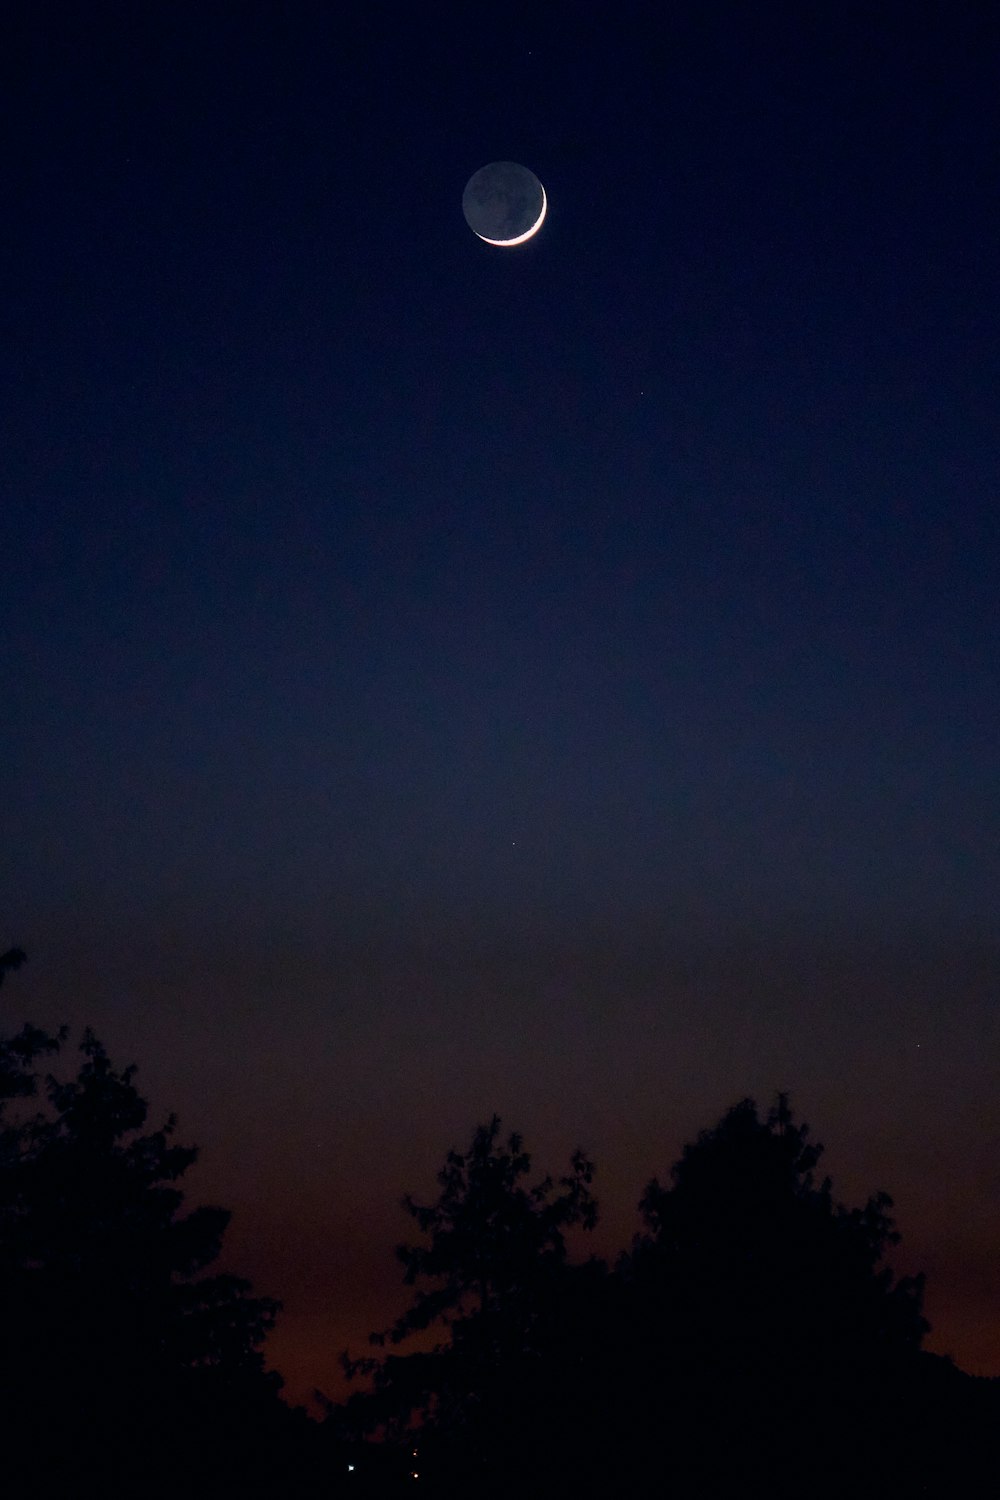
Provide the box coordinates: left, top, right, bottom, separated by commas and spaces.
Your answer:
347, 1463, 355, 1471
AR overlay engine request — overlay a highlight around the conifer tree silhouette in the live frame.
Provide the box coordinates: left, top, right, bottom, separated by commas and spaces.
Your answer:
0, 1020, 286, 1496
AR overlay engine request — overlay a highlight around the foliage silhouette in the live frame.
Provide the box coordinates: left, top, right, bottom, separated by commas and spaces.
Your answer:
4, 940, 995, 1497
0, 1018, 291, 1497
613, 1093, 987, 1497
0, 946, 26, 986
335, 1094, 999, 1499
629, 1092, 928, 1363
340, 1114, 600, 1491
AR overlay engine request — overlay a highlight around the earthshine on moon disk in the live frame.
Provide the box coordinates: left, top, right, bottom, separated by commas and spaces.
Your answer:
462, 161, 546, 246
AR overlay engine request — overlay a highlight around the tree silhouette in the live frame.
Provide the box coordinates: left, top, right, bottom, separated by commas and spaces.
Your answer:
341, 1115, 599, 1490
332, 1094, 999, 1499
617, 1094, 937, 1496
0, 946, 26, 987
0, 1021, 288, 1496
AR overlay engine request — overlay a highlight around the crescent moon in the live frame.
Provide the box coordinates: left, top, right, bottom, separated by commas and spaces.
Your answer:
475, 184, 547, 247
463, 162, 546, 247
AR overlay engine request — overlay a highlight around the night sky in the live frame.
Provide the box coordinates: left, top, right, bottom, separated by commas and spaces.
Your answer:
3, 2, 999, 1407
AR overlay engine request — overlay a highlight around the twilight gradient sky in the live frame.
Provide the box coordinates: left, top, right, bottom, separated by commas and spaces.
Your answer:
3, 2, 999, 1405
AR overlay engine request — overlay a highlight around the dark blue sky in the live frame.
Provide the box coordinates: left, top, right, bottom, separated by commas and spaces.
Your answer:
3, 2, 999, 1403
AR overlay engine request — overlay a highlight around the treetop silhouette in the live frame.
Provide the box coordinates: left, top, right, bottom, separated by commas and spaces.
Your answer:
341, 1114, 598, 1456
384, 1112, 597, 1343
629, 1091, 929, 1371
0, 1016, 287, 1495
0, 946, 26, 987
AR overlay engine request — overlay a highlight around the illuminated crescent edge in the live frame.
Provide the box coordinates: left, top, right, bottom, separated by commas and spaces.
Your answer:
476, 183, 547, 246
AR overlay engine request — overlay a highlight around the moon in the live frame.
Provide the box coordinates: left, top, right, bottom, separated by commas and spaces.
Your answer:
462, 161, 546, 247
